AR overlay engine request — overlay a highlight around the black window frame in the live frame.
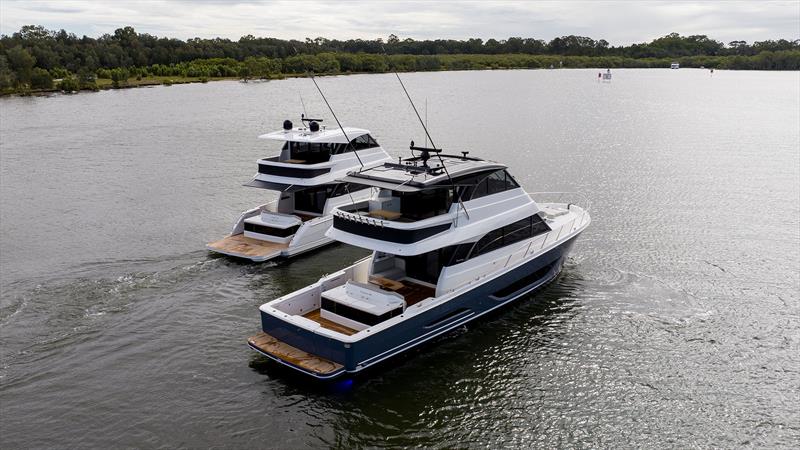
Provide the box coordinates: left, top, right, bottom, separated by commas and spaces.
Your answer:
451, 169, 521, 202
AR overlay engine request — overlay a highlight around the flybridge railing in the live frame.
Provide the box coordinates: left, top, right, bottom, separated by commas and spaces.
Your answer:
333, 209, 389, 228
527, 191, 591, 213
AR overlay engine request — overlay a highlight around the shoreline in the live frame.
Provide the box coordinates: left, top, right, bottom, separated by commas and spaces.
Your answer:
0, 66, 769, 98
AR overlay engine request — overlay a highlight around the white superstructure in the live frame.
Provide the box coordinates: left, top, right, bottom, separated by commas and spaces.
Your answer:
249, 146, 591, 379
207, 118, 392, 262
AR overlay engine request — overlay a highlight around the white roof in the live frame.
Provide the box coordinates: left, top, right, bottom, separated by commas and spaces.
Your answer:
258, 126, 369, 144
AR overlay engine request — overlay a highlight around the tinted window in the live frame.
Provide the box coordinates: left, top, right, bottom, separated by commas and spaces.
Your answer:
473, 228, 504, 256
294, 186, 329, 213
486, 171, 507, 195
349, 134, 380, 151
399, 188, 452, 221
505, 171, 520, 189
464, 214, 552, 260
286, 142, 335, 163
454, 170, 518, 201
330, 182, 371, 197
471, 176, 489, 199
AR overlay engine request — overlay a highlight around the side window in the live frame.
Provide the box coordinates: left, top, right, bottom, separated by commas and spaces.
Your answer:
486, 171, 507, 195
504, 216, 532, 245
472, 228, 503, 257
531, 214, 551, 236
367, 135, 379, 147
348, 134, 378, 151
331, 182, 371, 197
471, 176, 489, 200
504, 171, 520, 189
448, 243, 473, 265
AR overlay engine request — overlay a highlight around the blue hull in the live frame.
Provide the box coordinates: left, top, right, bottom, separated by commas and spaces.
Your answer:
254, 235, 579, 379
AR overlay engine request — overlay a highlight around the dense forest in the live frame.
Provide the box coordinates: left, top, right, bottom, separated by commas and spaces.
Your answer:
1, 25, 798, 94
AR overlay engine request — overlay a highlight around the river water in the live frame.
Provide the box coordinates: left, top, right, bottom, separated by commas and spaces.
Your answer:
1, 69, 798, 448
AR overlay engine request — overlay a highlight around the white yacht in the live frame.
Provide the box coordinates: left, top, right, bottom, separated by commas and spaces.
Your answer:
671, 62, 680, 69
207, 118, 392, 261
248, 145, 590, 379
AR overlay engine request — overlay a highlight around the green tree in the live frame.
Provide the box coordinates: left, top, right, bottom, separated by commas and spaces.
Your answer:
5, 46, 36, 86
30, 67, 53, 89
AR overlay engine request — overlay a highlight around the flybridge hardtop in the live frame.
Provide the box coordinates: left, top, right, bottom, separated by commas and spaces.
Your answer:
258, 125, 370, 143
339, 153, 508, 192
206, 117, 392, 262
246, 118, 389, 188
248, 142, 591, 379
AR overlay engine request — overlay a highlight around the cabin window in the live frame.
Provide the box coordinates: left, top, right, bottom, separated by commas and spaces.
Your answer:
470, 214, 551, 258
332, 134, 380, 154
454, 169, 520, 201
436, 214, 553, 268
294, 183, 372, 213
330, 182, 371, 198
402, 250, 442, 284
398, 187, 453, 221
294, 186, 328, 213
284, 142, 334, 163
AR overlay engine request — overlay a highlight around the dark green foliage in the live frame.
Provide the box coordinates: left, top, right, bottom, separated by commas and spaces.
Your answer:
6, 46, 36, 86
30, 67, 53, 89
1, 25, 798, 94
57, 76, 80, 92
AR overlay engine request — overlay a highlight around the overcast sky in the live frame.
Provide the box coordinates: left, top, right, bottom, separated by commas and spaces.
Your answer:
1, 0, 798, 45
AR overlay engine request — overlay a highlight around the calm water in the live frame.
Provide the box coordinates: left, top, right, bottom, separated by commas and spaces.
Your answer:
1, 69, 798, 448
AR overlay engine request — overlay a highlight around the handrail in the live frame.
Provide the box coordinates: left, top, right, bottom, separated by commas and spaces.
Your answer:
527, 191, 591, 212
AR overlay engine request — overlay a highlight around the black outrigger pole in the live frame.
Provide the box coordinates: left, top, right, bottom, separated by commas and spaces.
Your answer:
309, 73, 364, 170
393, 70, 470, 219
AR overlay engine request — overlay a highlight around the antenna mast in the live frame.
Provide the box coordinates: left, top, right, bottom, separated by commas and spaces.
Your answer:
393, 71, 469, 219
310, 74, 364, 169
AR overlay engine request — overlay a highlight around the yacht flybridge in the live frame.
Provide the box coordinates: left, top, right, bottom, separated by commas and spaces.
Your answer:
207, 118, 391, 261
248, 145, 591, 379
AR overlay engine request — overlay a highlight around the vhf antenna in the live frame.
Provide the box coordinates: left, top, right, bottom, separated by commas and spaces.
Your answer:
309, 73, 364, 169
299, 91, 308, 117
393, 70, 469, 219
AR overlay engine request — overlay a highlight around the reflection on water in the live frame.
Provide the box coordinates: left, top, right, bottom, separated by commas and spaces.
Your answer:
1, 69, 798, 448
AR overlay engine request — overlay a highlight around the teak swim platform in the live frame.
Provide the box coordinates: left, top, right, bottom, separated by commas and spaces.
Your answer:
248, 331, 344, 376
207, 235, 288, 261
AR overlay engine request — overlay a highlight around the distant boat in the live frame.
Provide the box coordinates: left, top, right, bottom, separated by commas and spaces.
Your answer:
206, 118, 391, 262
670, 62, 680, 69
601, 68, 612, 81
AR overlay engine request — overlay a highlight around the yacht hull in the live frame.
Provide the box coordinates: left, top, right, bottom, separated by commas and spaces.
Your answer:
252, 234, 580, 379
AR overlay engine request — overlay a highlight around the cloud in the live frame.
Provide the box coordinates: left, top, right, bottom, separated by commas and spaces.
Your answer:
1, 0, 797, 45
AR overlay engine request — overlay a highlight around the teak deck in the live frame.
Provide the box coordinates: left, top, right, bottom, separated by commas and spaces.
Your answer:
248, 331, 343, 376
206, 234, 288, 260
303, 310, 358, 336
396, 280, 436, 306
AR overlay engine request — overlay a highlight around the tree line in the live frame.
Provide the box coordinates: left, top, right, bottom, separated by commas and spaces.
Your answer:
1, 25, 798, 93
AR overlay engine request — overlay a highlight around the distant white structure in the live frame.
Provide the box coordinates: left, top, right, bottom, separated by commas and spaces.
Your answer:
670, 62, 680, 69
602, 68, 612, 81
